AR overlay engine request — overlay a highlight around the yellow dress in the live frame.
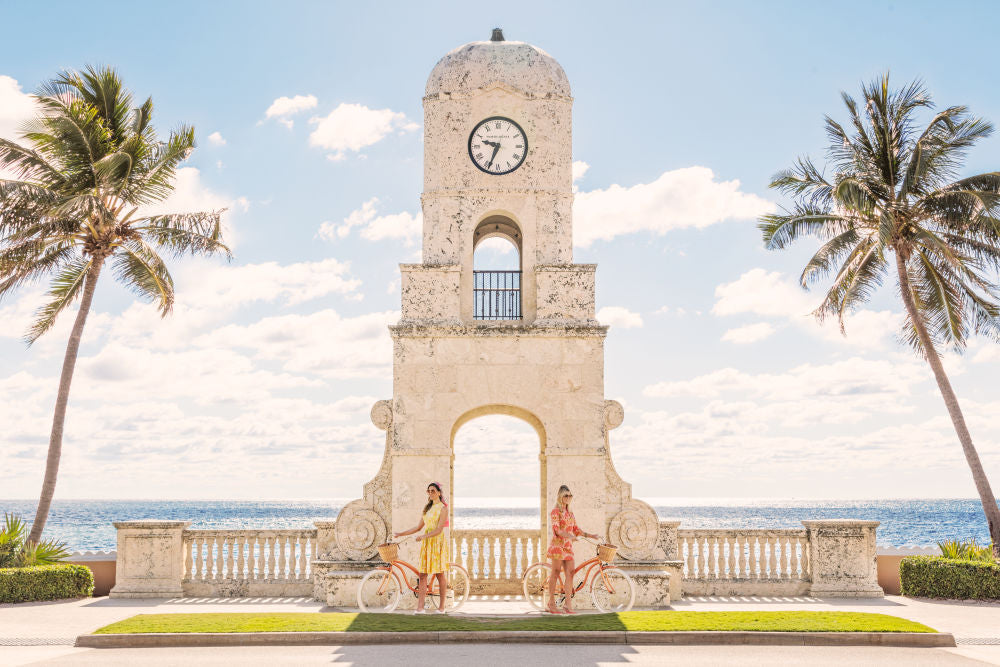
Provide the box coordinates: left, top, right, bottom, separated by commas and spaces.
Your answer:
418, 501, 449, 574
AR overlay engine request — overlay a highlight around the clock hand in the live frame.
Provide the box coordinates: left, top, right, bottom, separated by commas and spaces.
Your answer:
486, 142, 501, 167
482, 140, 499, 148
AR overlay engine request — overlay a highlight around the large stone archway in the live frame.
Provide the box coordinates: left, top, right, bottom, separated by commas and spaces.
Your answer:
448, 404, 547, 538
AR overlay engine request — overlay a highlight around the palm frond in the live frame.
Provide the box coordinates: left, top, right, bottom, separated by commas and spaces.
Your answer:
26, 256, 93, 343
112, 239, 174, 314
133, 211, 231, 259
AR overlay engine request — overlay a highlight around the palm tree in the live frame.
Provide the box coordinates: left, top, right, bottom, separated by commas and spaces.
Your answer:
0, 66, 230, 544
759, 74, 1000, 556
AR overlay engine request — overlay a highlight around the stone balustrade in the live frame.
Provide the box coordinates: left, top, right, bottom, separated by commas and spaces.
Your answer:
181, 529, 318, 597
451, 529, 543, 594
677, 529, 811, 596
661, 520, 882, 598
110, 518, 883, 601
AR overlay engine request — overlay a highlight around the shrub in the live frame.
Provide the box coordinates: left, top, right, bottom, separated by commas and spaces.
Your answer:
0, 514, 70, 567
937, 538, 996, 562
900, 556, 1000, 599
0, 563, 94, 603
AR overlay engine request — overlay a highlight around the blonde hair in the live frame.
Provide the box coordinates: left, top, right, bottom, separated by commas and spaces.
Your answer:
556, 485, 572, 508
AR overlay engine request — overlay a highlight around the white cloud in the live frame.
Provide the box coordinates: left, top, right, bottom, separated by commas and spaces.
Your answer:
713, 268, 813, 318
0, 75, 36, 141
643, 357, 923, 408
721, 322, 775, 344
713, 268, 901, 348
308, 103, 418, 160
139, 167, 240, 247
572, 161, 590, 182
573, 166, 774, 246
597, 306, 643, 329
206, 131, 226, 146
264, 94, 318, 127
319, 198, 421, 245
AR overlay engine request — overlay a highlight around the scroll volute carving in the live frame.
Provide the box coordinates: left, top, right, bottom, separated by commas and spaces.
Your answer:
608, 499, 664, 561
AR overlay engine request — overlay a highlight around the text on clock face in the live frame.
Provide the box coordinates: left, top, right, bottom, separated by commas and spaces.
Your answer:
468, 117, 528, 175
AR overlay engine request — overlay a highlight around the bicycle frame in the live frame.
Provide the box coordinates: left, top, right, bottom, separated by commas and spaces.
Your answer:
370, 558, 450, 597
549, 557, 619, 598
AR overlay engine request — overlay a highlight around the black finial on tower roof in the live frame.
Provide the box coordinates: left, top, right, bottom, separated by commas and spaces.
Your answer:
491, 28, 505, 42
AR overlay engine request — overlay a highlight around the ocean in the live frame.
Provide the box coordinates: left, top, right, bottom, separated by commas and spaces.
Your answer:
0, 498, 992, 552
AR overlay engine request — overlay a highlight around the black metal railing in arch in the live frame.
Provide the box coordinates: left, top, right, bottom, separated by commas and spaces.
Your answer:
473, 270, 522, 320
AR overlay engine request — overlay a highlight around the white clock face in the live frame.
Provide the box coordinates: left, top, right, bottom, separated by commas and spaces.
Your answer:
468, 117, 527, 175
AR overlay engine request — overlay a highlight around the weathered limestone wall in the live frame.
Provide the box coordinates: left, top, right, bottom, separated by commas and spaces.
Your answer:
110, 520, 189, 598
387, 324, 609, 566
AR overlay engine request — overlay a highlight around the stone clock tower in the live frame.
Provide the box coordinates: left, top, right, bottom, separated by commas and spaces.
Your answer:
323, 30, 673, 606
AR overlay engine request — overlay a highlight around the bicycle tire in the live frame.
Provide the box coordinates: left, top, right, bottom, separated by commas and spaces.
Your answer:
590, 565, 635, 613
522, 562, 553, 611
357, 567, 402, 612
447, 563, 471, 611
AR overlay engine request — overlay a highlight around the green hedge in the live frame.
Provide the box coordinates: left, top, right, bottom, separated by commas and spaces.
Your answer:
0, 563, 94, 603
900, 556, 1000, 599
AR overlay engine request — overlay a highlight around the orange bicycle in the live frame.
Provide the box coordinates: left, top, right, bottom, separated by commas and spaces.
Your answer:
356, 536, 471, 613
522, 536, 635, 613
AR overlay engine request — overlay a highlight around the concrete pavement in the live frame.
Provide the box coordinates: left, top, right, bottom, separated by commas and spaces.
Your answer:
2, 594, 999, 665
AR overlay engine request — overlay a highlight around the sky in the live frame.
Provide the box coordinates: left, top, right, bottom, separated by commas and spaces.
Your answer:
2, 0, 1000, 502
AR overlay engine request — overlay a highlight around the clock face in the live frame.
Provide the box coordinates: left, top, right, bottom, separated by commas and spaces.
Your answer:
468, 117, 527, 175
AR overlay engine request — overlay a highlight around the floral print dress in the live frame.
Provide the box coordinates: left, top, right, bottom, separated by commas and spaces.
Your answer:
546, 507, 583, 560
418, 501, 449, 574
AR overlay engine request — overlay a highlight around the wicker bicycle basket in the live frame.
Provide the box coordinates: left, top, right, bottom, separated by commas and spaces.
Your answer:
597, 543, 618, 563
377, 542, 399, 562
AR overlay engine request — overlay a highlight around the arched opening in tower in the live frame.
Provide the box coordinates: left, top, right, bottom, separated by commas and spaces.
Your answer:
450, 412, 543, 586
473, 216, 521, 320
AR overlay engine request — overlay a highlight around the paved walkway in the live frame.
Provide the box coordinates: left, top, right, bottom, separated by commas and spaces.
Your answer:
2, 595, 999, 665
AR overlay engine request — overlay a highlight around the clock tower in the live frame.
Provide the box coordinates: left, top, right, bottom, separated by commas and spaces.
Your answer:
327, 30, 673, 607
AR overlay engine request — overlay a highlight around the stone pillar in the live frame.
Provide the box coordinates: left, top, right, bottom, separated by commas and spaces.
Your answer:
802, 520, 883, 598
314, 520, 337, 559
109, 520, 189, 599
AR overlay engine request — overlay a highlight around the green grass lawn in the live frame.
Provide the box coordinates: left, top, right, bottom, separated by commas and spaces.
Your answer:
93, 611, 937, 635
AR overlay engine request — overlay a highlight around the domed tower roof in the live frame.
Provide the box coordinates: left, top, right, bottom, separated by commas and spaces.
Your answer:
425, 29, 570, 99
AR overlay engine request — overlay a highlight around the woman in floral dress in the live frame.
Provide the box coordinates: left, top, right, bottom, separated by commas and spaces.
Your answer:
393, 482, 450, 613
545, 484, 599, 614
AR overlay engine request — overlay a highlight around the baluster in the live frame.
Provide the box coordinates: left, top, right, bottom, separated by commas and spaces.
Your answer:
476, 535, 489, 579
255, 536, 266, 580
726, 536, 736, 579
499, 536, 509, 579
698, 537, 708, 578
768, 537, 782, 579
782, 537, 791, 580
713, 536, 722, 578
236, 535, 246, 580
684, 537, 694, 578
182, 537, 191, 579
789, 536, 800, 579
802, 537, 811, 579
747, 536, 758, 580
212, 536, 222, 580
279, 535, 289, 579
223, 535, 233, 579
267, 536, 277, 579
201, 536, 210, 580
298, 535, 308, 580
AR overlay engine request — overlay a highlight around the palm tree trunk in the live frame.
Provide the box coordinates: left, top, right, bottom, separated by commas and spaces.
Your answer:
27, 260, 104, 545
895, 252, 1000, 557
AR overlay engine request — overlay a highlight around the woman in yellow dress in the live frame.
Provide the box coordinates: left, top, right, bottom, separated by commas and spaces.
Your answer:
393, 482, 450, 613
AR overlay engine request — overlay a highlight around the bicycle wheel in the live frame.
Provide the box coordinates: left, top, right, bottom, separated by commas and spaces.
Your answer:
357, 567, 401, 612
446, 563, 471, 611
522, 562, 553, 611
590, 566, 635, 613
